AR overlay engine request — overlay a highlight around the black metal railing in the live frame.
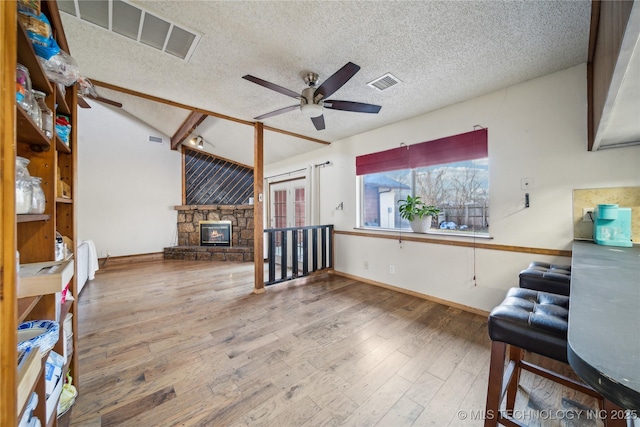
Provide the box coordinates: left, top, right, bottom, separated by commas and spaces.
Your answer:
264, 224, 333, 286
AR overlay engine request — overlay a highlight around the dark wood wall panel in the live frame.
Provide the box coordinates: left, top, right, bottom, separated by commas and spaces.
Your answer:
185, 148, 253, 205
588, 0, 634, 150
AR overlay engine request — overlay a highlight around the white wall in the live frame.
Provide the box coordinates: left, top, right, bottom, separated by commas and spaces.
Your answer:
265, 64, 640, 312
77, 102, 182, 257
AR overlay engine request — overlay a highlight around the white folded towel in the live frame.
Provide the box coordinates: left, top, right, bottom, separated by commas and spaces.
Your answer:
84, 240, 99, 280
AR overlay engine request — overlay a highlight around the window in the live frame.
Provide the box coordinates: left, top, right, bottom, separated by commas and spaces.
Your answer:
357, 129, 489, 235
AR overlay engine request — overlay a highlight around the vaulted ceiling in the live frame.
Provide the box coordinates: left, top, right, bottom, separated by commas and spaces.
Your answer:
59, 0, 593, 165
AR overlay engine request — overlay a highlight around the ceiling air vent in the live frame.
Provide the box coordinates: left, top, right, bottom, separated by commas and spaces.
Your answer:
59, 0, 201, 61
367, 73, 401, 91
148, 135, 163, 144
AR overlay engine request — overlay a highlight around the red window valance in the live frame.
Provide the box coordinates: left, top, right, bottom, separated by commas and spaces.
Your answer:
356, 128, 488, 176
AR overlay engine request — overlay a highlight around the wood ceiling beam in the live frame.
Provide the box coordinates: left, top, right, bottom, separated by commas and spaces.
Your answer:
263, 126, 330, 146
171, 111, 207, 150
90, 79, 330, 146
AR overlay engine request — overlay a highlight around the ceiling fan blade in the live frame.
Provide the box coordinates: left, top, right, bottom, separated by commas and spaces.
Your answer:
254, 104, 299, 120
87, 94, 123, 108
77, 96, 91, 109
311, 115, 325, 131
314, 62, 360, 100
324, 100, 381, 114
242, 75, 300, 99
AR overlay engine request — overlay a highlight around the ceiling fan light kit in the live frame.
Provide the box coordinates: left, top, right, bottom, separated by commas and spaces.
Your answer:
243, 62, 382, 131
300, 103, 323, 118
190, 135, 204, 148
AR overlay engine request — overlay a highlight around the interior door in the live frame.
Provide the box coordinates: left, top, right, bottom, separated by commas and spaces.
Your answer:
269, 178, 306, 268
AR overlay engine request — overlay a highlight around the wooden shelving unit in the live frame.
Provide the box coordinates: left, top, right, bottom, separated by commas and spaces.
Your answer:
2, 1, 79, 426
17, 214, 51, 223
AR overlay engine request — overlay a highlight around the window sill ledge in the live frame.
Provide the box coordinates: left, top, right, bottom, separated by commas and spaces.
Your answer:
353, 227, 493, 240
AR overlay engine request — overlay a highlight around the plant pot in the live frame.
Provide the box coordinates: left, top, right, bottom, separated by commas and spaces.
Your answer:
410, 215, 433, 233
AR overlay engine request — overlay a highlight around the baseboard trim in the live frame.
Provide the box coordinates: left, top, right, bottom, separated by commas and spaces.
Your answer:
99, 252, 164, 268
330, 270, 490, 317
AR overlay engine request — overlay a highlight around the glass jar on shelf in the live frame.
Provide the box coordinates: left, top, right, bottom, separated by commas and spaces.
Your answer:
16, 64, 32, 112
33, 90, 53, 138
16, 156, 30, 179
16, 177, 32, 215
29, 177, 46, 214
27, 89, 42, 129
16, 156, 32, 215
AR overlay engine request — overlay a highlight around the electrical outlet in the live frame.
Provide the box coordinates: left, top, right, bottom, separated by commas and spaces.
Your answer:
389, 265, 395, 274
364, 261, 369, 270
107, 250, 111, 257
582, 207, 594, 222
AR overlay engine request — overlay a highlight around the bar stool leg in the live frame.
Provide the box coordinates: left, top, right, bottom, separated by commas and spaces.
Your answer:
506, 345, 523, 411
485, 341, 507, 427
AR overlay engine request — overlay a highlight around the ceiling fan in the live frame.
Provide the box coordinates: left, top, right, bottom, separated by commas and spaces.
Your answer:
76, 77, 123, 109
242, 62, 381, 131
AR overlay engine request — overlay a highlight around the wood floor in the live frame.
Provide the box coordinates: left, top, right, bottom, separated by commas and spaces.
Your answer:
68, 260, 602, 427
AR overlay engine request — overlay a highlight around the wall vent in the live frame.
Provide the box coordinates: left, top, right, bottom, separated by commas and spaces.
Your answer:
148, 135, 163, 144
58, 0, 201, 61
367, 73, 401, 91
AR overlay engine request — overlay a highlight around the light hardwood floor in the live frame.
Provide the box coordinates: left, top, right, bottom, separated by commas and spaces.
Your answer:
68, 260, 602, 427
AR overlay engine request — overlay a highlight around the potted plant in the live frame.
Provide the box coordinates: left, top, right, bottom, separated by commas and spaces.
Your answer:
398, 195, 440, 233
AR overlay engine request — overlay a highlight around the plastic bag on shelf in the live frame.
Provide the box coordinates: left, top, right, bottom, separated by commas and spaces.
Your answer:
55, 114, 71, 145
19, 9, 80, 86
38, 50, 79, 87
18, 9, 51, 42
77, 76, 98, 98
57, 372, 77, 417
18, 9, 58, 59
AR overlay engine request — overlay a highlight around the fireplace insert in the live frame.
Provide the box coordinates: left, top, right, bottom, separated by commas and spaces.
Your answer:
199, 220, 232, 246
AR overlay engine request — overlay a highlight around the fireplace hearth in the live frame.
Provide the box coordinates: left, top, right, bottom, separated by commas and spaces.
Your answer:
200, 220, 232, 246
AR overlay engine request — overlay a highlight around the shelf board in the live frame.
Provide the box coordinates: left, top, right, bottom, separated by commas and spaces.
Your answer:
55, 84, 71, 116
55, 198, 72, 204
56, 135, 71, 153
16, 348, 42, 418
17, 296, 42, 323
16, 21, 52, 94
18, 259, 75, 298
17, 106, 52, 148
59, 299, 73, 324
17, 214, 51, 223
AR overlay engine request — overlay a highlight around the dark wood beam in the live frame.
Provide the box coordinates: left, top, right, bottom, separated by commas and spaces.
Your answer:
587, 0, 633, 151
171, 111, 207, 150
263, 125, 331, 146
90, 79, 330, 146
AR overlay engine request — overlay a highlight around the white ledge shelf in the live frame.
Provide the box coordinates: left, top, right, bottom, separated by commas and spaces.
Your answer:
18, 259, 74, 298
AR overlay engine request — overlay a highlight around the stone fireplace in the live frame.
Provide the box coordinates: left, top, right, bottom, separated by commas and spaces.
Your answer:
164, 205, 254, 261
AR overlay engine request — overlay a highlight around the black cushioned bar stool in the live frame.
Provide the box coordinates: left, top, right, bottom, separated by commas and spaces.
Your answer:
518, 261, 571, 296
484, 288, 622, 427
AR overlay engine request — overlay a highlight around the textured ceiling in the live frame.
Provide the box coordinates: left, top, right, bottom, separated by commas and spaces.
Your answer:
61, 1, 592, 164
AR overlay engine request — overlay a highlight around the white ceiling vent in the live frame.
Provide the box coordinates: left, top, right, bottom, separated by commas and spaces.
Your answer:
59, 0, 201, 61
367, 73, 401, 91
